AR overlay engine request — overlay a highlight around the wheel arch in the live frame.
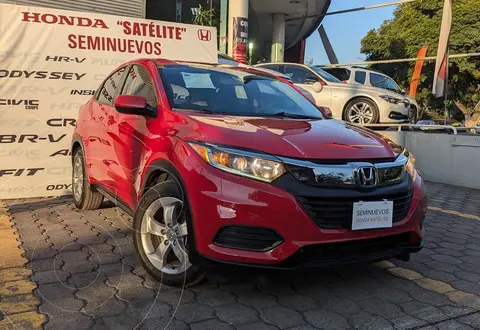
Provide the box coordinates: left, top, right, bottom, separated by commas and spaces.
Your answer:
71, 135, 94, 188
71, 135, 84, 164
140, 159, 186, 199
139, 158, 200, 261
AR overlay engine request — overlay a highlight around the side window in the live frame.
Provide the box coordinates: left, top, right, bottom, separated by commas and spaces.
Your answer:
370, 73, 387, 89
121, 65, 157, 107
354, 71, 366, 84
284, 66, 316, 84
97, 67, 127, 105
259, 64, 279, 71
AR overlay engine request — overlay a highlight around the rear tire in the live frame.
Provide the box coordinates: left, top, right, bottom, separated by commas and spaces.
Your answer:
133, 180, 205, 287
72, 148, 104, 210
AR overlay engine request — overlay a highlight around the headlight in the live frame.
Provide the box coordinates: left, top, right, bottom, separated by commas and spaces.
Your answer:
380, 95, 401, 104
188, 142, 286, 182
405, 151, 417, 180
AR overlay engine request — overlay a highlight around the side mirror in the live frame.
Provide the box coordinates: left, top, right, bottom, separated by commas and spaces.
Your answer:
401, 89, 406, 95
114, 95, 155, 117
305, 77, 319, 85
312, 82, 324, 93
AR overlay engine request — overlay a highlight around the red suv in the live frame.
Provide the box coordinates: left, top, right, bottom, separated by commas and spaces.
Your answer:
71, 59, 427, 287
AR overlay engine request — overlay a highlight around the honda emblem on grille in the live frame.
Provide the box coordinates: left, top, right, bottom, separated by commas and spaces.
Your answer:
198, 29, 212, 41
357, 166, 377, 187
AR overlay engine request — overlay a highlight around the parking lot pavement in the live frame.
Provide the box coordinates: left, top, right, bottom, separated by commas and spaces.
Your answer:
0, 182, 480, 330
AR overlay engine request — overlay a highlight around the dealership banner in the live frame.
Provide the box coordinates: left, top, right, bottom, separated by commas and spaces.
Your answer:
0, 3, 217, 199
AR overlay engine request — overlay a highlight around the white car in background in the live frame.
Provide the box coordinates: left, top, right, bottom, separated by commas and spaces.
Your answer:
323, 66, 419, 122
218, 53, 316, 104
255, 62, 414, 124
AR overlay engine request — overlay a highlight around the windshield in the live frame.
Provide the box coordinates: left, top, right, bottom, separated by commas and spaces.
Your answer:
310, 66, 342, 83
370, 73, 402, 93
159, 66, 323, 119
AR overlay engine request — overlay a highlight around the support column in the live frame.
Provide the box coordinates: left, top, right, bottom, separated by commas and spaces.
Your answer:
271, 13, 285, 62
228, 0, 249, 63
318, 25, 339, 64
219, 0, 228, 54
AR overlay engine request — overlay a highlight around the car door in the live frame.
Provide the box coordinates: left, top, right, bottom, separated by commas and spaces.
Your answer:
103, 64, 158, 207
89, 66, 128, 187
282, 65, 331, 108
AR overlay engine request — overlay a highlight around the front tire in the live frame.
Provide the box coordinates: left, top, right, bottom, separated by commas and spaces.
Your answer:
344, 98, 379, 124
133, 180, 205, 287
72, 148, 103, 210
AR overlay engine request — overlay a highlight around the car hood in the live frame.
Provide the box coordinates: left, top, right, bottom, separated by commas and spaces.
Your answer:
173, 113, 401, 160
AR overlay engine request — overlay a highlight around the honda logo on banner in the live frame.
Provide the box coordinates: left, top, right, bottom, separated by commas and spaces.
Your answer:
198, 29, 211, 41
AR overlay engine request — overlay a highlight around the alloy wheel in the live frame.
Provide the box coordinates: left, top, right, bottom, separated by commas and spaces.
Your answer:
348, 102, 375, 124
140, 197, 191, 274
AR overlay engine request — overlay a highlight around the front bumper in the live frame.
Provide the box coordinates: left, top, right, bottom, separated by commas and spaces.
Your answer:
197, 234, 424, 270
378, 100, 412, 123
179, 148, 427, 268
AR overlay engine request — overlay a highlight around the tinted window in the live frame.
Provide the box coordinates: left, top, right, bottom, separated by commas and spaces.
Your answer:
310, 66, 342, 83
121, 65, 157, 107
370, 73, 401, 93
284, 66, 316, 84
385, 78, 401, 93
354, 71, 366, 84
324, 68, 350, 81
370, 73, 388, 88
258, 64, 280, 72
97, 67, 127, 105
160, 66, 323, 119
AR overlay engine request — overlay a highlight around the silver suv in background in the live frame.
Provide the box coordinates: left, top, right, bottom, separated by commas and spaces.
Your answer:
323, 66, 419, 122
255, 62, 413, 124
218, 53, 316, 104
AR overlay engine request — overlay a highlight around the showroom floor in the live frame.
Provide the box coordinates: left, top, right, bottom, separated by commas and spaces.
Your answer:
1, 182, 480, 330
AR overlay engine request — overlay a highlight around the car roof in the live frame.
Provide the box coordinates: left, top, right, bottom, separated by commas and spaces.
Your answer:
317, 65, 387, 75
350, 66, 388, 75
118, 58, 294, 83
256, 62, 309, 67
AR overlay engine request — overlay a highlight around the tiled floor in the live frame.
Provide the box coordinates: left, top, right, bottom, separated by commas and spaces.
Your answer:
1, 182, 480, 329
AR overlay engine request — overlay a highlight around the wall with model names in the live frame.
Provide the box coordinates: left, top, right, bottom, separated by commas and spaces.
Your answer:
0, 3, 217, 199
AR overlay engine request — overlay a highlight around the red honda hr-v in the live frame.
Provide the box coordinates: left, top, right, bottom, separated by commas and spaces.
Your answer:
71, 58, 427, 287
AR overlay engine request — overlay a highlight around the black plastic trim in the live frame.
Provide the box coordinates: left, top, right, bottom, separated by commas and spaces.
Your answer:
93, 184, 133, 216
213, 225, 284, 252
196, 238, 423, 271
274, 171, 413, 199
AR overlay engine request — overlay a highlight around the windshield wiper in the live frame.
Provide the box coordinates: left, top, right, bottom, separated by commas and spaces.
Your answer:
267, 112, 321, 120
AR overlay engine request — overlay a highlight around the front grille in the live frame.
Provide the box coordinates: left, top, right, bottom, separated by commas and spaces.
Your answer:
297, 190, 413, 229
283, 233, 411, 267
213, 226, 284, 252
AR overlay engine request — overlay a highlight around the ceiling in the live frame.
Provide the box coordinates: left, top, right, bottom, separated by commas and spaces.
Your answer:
250, 0, 331, 49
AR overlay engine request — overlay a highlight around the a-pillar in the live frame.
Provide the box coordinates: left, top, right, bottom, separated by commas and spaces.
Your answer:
271, 13, 286, 62
228, 0, 249, 63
